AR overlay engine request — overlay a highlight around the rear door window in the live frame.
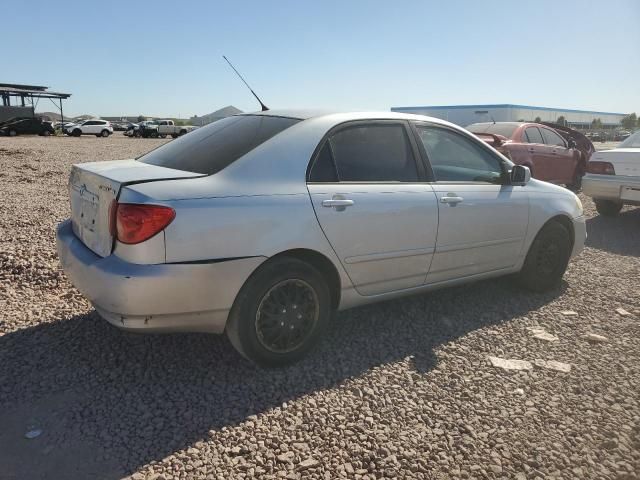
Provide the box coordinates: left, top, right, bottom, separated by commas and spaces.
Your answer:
325, 123, 419, 182
524, 127, 544, 144
139, 115, 300, 175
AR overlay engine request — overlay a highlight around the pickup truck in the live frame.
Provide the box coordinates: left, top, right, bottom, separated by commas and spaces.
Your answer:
156, 120, 198, 138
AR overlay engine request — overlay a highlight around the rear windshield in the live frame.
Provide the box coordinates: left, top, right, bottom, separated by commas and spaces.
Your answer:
138, 115, 300, 174
619, 131, 640, 148
466, 123, 519, 139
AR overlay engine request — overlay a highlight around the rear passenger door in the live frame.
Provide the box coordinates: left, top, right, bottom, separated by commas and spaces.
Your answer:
412, 123, 529, 284
307, 121, 439, 296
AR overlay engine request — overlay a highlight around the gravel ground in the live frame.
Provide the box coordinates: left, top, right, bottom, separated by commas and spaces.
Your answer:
0, 135, 638, 480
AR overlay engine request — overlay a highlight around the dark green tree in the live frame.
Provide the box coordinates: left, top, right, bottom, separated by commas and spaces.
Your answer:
534, 116, 542, 123
556, 116, 566, 126
137, 115, 147, 122
621, 113, 637, 130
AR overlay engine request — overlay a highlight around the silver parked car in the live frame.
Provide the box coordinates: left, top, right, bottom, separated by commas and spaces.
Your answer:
57, 111, 586, 366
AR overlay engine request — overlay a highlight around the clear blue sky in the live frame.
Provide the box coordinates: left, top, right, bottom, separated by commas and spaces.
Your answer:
6, 0, 640, 117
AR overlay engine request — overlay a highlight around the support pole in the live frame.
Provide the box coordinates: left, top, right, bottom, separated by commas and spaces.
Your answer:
60, 98, 64, 132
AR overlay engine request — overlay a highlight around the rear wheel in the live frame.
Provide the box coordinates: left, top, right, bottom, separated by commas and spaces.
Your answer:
226, 257, 332, 367
101, 129, 109, 137
171, 133, 178, 139
159, 134, 167, 138
595, 199, 623, 217
517, 221, 572, 292
8, 129, 17, 137
42, 130, 51, 136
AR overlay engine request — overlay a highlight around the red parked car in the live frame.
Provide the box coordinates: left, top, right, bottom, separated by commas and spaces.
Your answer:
467, 122, 594, 191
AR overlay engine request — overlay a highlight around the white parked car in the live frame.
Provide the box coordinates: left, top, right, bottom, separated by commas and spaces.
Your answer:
583, 131, 640, 216
56, 111, 586, 366
67, 119, 114, 137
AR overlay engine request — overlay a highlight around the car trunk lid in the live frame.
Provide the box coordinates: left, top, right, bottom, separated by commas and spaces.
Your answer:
69, 159, 205, 257
591, 149, 640, 177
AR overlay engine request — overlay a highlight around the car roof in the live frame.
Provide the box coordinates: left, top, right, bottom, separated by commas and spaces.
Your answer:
239, 109, 455, 125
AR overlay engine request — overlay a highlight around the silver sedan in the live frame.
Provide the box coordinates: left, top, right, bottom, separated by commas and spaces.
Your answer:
57, 110, 586, 366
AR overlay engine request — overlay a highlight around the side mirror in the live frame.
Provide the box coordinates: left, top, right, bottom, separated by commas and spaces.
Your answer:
511, 165, 531, 186
567, 138, 577, 149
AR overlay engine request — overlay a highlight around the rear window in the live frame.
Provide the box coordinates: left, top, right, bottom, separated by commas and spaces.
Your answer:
138, 115, 300, 174
466, 123, 519, 139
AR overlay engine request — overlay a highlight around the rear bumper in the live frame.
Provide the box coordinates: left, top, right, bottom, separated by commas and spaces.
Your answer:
583, 174, 640, 205
56, 220, 265, 333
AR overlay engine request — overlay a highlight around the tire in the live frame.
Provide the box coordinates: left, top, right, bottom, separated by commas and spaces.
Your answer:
101, 129, 109, 137
159, 134, 167, 139
150, 131, 158, 138
42, 130, 51, 137
226, 257, 332, 367
517, 221, 572, 292
134, 130, 142, 138
595, 199, 623, 217
566, 172, 583, 192
171, 133, 178, 139
8, 129, 17, 137
179, 129, 187, 136
72, 129, 81, 137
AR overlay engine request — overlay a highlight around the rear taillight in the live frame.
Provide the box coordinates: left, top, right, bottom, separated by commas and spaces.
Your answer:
587, 161, 616, 175
114, 203, 175, 244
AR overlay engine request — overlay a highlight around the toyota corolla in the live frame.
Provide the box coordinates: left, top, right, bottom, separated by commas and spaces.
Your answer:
56, 111, 586, 366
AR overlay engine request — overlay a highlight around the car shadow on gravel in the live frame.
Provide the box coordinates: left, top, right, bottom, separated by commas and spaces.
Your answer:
0, 278, 565, 479
586, 206, 640, 256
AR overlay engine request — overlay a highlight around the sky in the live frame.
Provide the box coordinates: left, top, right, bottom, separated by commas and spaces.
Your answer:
5, 0, 640, 118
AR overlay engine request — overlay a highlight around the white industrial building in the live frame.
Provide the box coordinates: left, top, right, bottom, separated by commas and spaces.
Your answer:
391, 104, 626, 129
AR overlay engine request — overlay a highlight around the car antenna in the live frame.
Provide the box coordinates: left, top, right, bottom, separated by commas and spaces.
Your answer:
222, 55, 269, 111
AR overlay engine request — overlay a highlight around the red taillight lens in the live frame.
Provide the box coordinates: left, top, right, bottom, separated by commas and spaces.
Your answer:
115, 203, 176, 244
587, 161, 616, 175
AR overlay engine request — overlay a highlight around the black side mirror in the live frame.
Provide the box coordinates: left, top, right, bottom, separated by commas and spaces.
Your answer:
511, 165, 531, 186
567, 138, 577, 149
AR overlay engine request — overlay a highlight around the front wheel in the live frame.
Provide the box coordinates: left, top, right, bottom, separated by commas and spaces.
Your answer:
72, 129, 82, 137
8, 129, 17, 137
517, 221, 572, 292
595, 199, 623, 217
159, 134, 167, 138
226, 257, 332, 367
171, 133, 178, 139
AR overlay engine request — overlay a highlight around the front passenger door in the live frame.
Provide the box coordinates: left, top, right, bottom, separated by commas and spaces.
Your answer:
413, 124, 529, 284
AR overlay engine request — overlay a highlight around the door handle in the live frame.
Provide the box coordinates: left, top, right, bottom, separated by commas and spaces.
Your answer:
322, 198, 355, 211
440, 195, 464, 205
528, 148, 535, 152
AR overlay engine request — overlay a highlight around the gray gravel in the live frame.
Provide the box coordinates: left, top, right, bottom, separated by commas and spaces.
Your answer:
0, 135, 639, 480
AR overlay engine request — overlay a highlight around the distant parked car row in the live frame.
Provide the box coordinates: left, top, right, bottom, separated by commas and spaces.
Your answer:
123, 120, 198, 138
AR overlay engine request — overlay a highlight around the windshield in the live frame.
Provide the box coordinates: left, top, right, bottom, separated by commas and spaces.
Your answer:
619, 131, 640, 148
466, 123, 519, 139
138, 115, 300, 175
